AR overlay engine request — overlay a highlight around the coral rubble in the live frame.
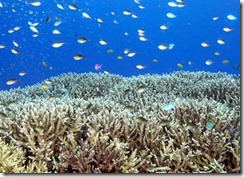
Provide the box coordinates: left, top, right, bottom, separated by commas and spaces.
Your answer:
0, 71, 240, 173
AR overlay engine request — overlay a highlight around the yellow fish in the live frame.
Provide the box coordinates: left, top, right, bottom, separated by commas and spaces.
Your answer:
177, 63, 183, 68
42, 61, 47, 67
42, 84, 49, 89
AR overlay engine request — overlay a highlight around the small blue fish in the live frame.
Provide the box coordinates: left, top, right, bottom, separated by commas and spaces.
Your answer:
162, 103, 177, 111
206, 122, 215, 129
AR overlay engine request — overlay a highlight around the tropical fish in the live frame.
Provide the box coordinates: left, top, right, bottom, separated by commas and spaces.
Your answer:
177, 63, 183, 68
136, 64, 146, 69
159, 119, 171, 126
95, 64, 102, 71
6, 79, 18, 85
137, 85, 147, 93
227, 14, 237, 20
136, 116, 147, 123
205, 60, 214, 65
123, 105, 134, 113
77, 37, 88, 44
162, 103, 177, 111
158, 44, 168, 50
74, 54, 85, 60
52, 41, 65, 48
166, 12, 177, 18
206, 122, 215, 129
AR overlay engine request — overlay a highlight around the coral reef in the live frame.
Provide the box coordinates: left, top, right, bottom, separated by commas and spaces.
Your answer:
0, 71, 240, 173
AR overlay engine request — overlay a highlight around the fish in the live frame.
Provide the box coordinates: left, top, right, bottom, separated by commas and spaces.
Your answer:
97, 18, 104, 23
42, 61, 47, 67
19, 72, 26, 76
30, 1, 41, 6
137, 85, 147, 93
52, 29, 61, 34
29, 25, 39, 33
68, 4, 79, 10
13, 26, 21, 31
124, 89, 131, 95
139, 36, 148, 41
205, 60, 214, 65
136, 64, 146, 69
162, 103, 177, 111
107, 49, 114, 53
127, 52, 137, 57
160, 24, 169, 30
131, 14, 138, 18
177, 63, 183, 68
45, 80, 52, 85
82, 12, 92, 19
206, 122, 215, 129
124, 48, 130, 54
188, 61, 193, 65
34, 125, 45, 133
201, 42, 210, 47
74, 54, 85, 60
13, 41, 19, 47
117, 56, 123, 60
113, 20, 119, 24
45, 17, 51, 22
0, 112, 7, 118
186, 122, 197, 130
168, 2, 178, 7
222, 60, 229, 64
227, 14, 237, 20
52, 41, 65, 48
217, 39, 226, 45
223, 27, 233, 32
139, 5, 145, 9
57, 4, 64, 10
8, 29, 15, 33
28, 21, 39, 26
159, 119, 171, 126
138, 29, 145, 33
104, 71, 110, 75
168, 43, 175, 49
99, 39, 108, 45
136, 116, 147, 123
214, 52, 220, 56
32, 33, 39, 38
158, 44, 168, 50
123, 10, 132, 15
0, 44, 6, 48
42, 84, 50, 89
6, 78, 18, 85
95, 64, 102, 71
123, 106, 134, 113
166, 12, 177, 18
77, 37, 88, 44
11, 49, 20, 54
53, 21, 62, 26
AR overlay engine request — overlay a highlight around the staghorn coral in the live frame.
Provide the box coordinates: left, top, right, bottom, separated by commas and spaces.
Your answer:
0, 138, 26, 173
0, 71, 240, 173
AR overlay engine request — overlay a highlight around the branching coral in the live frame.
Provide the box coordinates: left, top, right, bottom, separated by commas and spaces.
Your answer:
0, 71, 240, 173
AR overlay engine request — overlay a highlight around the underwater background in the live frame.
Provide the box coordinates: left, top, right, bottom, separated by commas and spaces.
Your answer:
0, 0, 240, 91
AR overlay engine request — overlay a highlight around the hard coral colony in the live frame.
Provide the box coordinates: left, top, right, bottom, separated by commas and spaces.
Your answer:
0, 71, 240, 173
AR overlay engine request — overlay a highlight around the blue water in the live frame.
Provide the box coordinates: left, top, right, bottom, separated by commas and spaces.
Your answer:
0, 0, 240, 91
